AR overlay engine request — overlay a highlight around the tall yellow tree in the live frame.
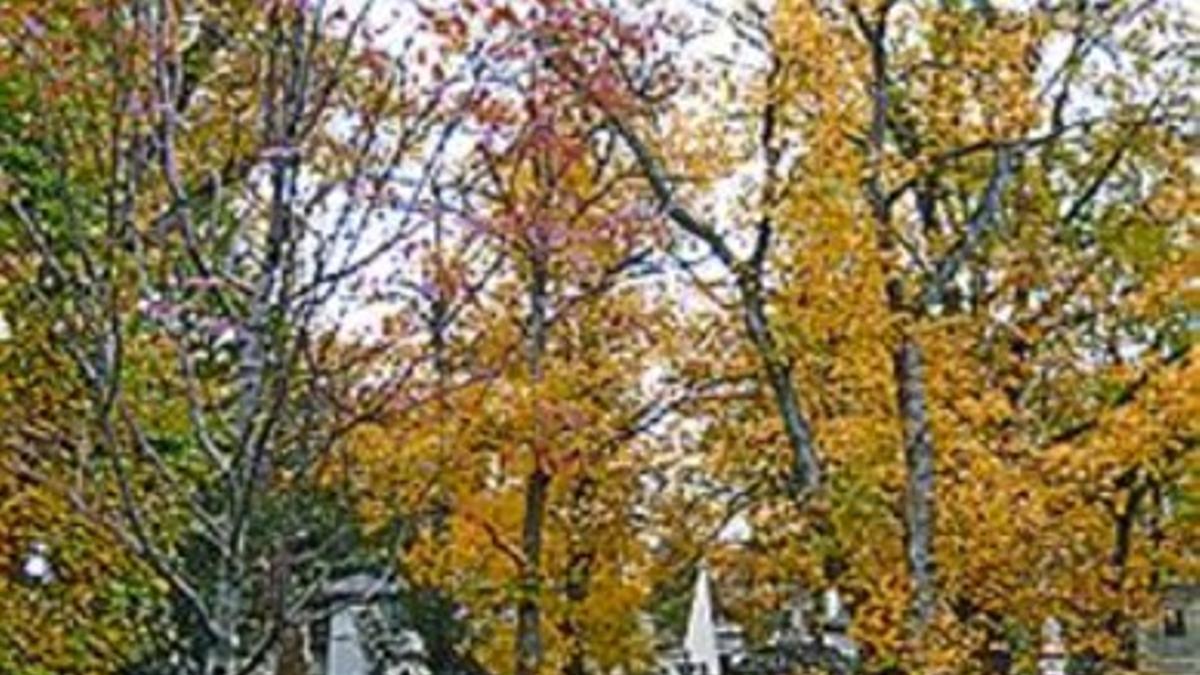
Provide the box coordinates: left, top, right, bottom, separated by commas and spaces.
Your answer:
513, 0, 1197, 671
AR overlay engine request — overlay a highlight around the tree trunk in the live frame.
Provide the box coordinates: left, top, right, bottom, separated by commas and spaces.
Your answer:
516, 468, 550, 675
607, 115, 823, 495
563, 478, 596, 675
207, 573, 241, 675
273, 622, 311, 675
859, 5, 939, 634
894, 332, 937, 629
516, 246, 550, 675
1107, 477, 1148, 669
740, 276, 821, 493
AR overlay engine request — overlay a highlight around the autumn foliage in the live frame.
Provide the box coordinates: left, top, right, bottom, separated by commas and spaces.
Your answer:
0, 1, 1196, 674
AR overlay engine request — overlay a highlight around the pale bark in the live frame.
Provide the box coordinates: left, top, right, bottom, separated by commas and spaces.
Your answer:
3, 2, 446, 673
894, 335, 936, 628
856, 1, 941, 632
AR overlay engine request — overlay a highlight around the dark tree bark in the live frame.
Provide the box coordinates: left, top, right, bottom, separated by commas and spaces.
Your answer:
516, 244, 550, 675
609, 116, 822, 495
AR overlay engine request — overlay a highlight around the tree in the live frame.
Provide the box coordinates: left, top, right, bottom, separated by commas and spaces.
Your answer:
344, 16, 689, 667
477, 0, 1195, 670
2, 1, 458, 672
1, 2, 1195, 674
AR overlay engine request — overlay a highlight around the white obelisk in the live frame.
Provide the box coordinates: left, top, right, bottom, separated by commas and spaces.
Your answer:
684, 563, 722, 675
